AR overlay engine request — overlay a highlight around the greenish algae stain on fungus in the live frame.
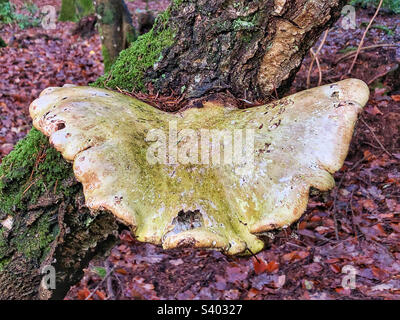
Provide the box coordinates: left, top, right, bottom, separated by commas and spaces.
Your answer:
29, 79, 369, 255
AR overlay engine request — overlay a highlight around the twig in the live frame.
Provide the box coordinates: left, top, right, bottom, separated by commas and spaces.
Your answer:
349, 155, 365, 171
330, 172, 348, 241
105, 260, 115, 300
367, 66, 394, 85
310, 48, 323, 86
246, 246, 261, 263
307, 29, 329, 88
53, 179, 58, 194
22, 180, 36, 195
360, 117, 392, 157
336, 44, 399, 63
86, 264, 115, 300
349, 189, 359, 240
347, 0, 383, 75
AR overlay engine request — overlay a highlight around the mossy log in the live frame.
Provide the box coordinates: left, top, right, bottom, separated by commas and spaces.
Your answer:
0, 129, 120, 299
0, 0, 349, 299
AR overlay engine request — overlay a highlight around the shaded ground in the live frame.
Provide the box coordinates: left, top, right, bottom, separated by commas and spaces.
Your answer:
1, 1, 399, 300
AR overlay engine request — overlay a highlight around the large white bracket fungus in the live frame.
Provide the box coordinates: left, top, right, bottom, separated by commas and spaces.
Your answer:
30, 79, 369, 255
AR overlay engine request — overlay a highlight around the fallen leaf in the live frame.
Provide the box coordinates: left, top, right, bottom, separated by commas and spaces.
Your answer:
252, 256, 268, 275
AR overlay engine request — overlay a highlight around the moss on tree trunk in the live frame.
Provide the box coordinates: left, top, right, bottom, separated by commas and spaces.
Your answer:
0, 129, 120, 299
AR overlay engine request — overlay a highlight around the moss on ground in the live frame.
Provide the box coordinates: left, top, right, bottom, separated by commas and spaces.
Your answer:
92, 9, 175, 92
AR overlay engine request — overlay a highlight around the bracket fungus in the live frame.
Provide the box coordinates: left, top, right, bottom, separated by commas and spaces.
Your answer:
29, 79, 369, 255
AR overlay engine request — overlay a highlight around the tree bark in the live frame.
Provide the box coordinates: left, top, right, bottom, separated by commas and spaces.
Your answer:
94, 0, 136, 72
0, 131, 121, 300
146, 0, 346, 101
0, 36, 6, 47
0, 0, 347, 299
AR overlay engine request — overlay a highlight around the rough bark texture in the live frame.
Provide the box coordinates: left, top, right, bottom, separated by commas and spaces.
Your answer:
0, 189, 119, 300
0, 0, 347, 299
146, 0, 347, 100
0, 130, 120, 300
95, 0, 137, 72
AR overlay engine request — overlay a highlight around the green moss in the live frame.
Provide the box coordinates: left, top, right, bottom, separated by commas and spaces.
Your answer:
0, 128, 74, 215
0, 212, 58, 264
12, 212, 57, 260
101, 45, 112, 73
100, 6, 115, 25
0, 257, 10, 272
0, 128, 73, 262
0, 229, 7, 258
0, 36, 6, 47
59, 0, 77, 22
59, 0, 94, 22
125, 27, 137, 45
0, 229, 11, 271
233, 18, 255, 31
172, 0, 185, 6
75, 0, 94, 17
92, 9, 175, 92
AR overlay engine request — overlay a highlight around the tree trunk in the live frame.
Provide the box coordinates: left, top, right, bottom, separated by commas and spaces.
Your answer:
152, 0, 347, 100
0, 0, 347, 299
99, 0, 346, 101
94, 0, 137, 72
59, 0, 95, 22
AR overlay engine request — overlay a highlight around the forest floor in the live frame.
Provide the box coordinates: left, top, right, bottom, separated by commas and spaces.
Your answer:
0, 1, 399, 300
